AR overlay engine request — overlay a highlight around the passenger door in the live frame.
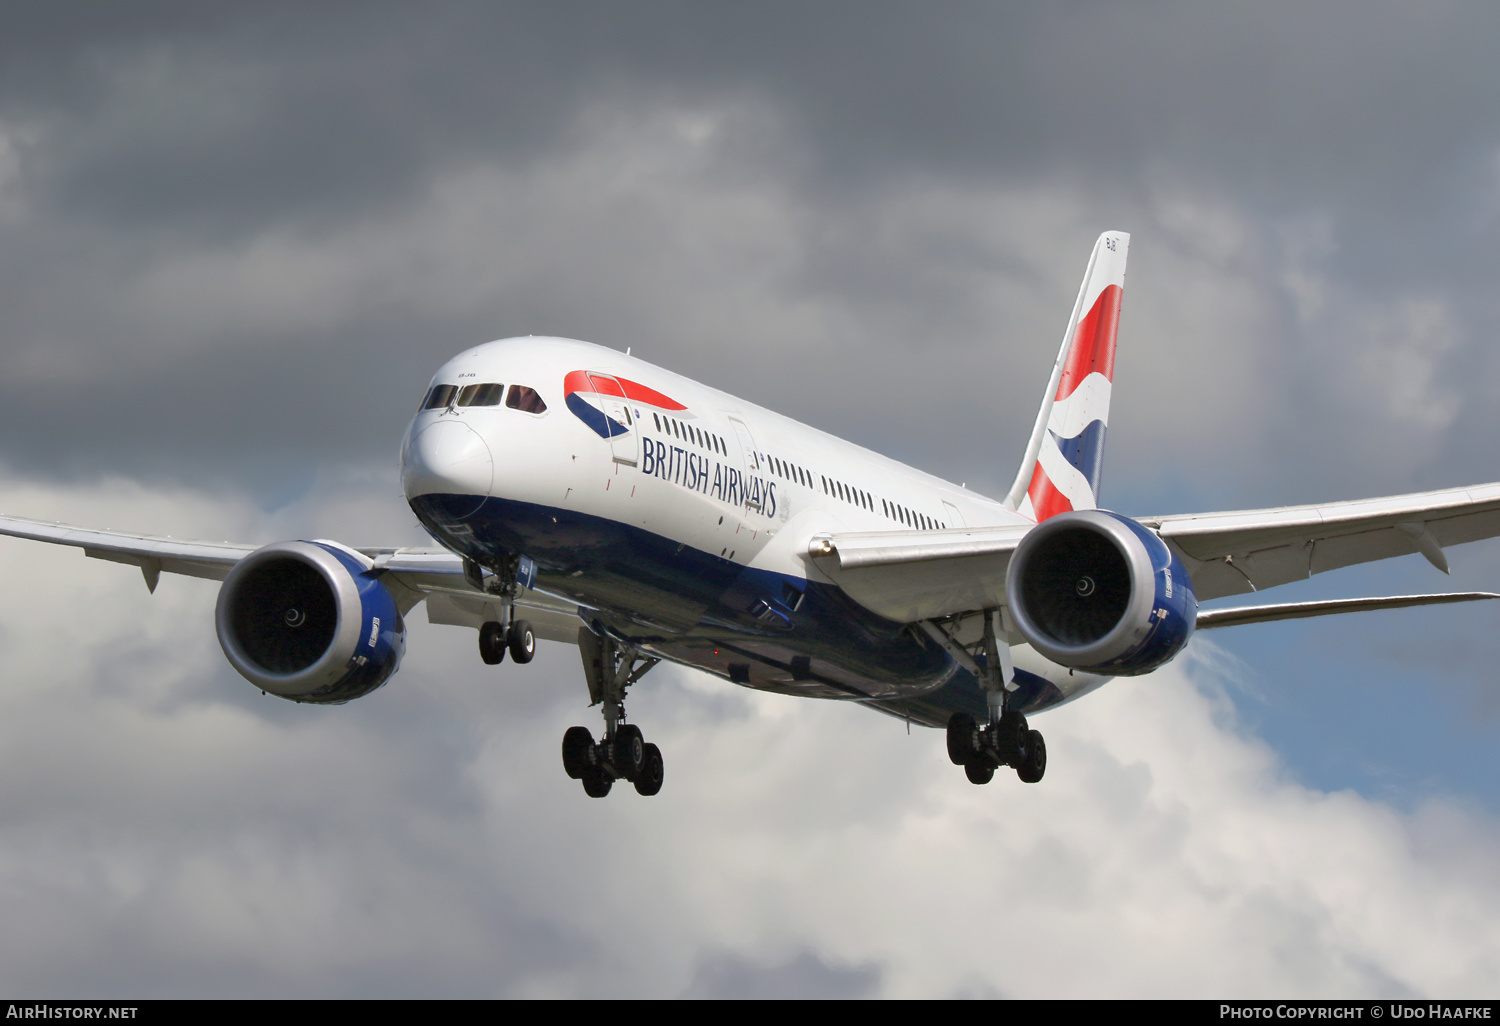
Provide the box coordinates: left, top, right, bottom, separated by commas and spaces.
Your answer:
587, 372, 638, 466
728, 416, 764, 514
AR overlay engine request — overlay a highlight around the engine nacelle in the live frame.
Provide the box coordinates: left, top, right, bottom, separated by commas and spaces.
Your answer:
215, 540, 407, 704
1005, 510, 1196, 676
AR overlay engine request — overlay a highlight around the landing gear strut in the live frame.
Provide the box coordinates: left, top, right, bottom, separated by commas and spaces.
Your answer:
467, 556, 536, 667
924, 607, 1047, 786
562, 628, 663, 797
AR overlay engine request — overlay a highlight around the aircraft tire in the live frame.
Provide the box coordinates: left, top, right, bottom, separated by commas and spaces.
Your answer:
946, 713, 979, 766
508, 620, 536, 664
634, 743, 664, 796
997, 710, 1029, 766
1016, 730, 1046, 784
479, 621, 507, 665
562, 726, 594, 779
581, 767, 613, 798
964, 760, 995, 785
614, 724, 646, 781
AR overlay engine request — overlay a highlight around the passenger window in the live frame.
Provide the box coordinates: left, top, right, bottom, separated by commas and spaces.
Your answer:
457, 382, 504, 407
506, 385, 547, 414
421, 384, 458, 410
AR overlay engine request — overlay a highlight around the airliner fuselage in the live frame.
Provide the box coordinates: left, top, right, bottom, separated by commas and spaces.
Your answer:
399, 335, 1098, 727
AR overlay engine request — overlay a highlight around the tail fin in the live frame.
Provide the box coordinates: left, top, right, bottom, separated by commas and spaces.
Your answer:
1003, 231, 1129, 520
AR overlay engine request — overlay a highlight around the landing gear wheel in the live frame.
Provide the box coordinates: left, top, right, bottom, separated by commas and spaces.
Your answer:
1016, 729, 1047, 784
581, 767, 613, 798
946, 712, 980, 766
508, 619, 536, 664
562, 726, 594, 779
995, 710, 1028, 765
634, 743, 664, 796
479, 621, 506, 665
614, 724, 646, 781
964, 760, 995, 785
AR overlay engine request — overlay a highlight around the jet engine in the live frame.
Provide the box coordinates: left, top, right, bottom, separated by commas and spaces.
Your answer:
1005, 510, 1196, 676
215, 540, 406, 704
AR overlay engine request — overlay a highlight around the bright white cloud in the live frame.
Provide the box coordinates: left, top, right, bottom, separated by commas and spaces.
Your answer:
0, 473, 1496, 997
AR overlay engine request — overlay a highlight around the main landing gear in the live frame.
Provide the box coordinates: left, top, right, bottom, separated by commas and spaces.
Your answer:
946, 710, 1046, 785
563, 628, 664, 797
921, 607, 1047, 786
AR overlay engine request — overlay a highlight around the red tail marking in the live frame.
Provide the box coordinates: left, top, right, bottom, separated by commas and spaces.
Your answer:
1055, 284, 1122, 402
1027, 462, 1075, 522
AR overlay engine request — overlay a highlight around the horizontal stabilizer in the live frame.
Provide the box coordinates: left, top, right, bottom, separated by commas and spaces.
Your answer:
1196, 591, 1500, 631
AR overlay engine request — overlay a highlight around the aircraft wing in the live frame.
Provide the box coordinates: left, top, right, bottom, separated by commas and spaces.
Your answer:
1139, 482, 1500, 600
808, 481, 1500, 624
807, 524, 1032, 623
0, 514, 254, 585
1196, 591, 1500, 629
0, 513, 586, 643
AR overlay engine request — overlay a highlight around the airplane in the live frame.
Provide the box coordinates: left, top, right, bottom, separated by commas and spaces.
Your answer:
4, 230, 1500, 798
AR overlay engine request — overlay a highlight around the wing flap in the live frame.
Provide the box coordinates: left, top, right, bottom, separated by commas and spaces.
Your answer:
808, 524, 1031, 622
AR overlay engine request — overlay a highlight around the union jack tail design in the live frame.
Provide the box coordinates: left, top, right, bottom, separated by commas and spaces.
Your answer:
1004, 231, 1129, 521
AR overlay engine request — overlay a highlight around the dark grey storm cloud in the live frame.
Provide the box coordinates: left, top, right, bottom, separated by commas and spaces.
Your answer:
3, 6, 1500, 997
4, 3, 1500, 487
7, 4, 1497, 243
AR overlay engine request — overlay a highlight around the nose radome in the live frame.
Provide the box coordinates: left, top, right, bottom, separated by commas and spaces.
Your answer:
401, 419, 494, 518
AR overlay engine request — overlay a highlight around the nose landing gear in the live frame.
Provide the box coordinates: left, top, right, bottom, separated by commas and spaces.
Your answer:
563, 628, 663, 797
466, 555, 537, 667
478, 618, 535, 665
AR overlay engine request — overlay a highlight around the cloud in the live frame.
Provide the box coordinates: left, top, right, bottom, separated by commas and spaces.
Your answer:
3, 4, 1500, 998
0, 472, 1497, 997
680, 949, 881, 999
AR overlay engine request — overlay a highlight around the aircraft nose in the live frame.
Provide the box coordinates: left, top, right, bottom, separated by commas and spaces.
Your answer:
401, 419, 494, 519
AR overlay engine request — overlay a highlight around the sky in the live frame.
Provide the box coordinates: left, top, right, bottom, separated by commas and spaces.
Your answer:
0, 2, 1499, 998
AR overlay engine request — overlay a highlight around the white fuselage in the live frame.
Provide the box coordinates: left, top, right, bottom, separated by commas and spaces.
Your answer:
399, 336, 1106, 724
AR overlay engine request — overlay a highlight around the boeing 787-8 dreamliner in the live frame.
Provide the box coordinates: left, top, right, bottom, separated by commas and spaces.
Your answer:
4, 232, 1497, 797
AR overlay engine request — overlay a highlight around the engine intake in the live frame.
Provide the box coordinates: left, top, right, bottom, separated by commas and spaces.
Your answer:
215, 540, 406, 704
1005, 510, 1196, 675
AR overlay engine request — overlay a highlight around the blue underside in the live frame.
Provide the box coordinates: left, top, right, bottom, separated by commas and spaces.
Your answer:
409, 493, 1065, 726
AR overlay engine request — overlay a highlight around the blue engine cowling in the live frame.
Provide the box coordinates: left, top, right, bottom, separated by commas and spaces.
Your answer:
215, 540, 407, 704
1005, 510, 1196, 676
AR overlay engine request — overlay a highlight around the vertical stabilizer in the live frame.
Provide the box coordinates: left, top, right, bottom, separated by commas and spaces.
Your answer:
1003, 231, 1129, 520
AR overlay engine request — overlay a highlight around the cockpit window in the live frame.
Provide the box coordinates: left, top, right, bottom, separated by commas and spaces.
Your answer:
456, 382, 504, 407
506, 385, 547, 414
421, 384, 458, 410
